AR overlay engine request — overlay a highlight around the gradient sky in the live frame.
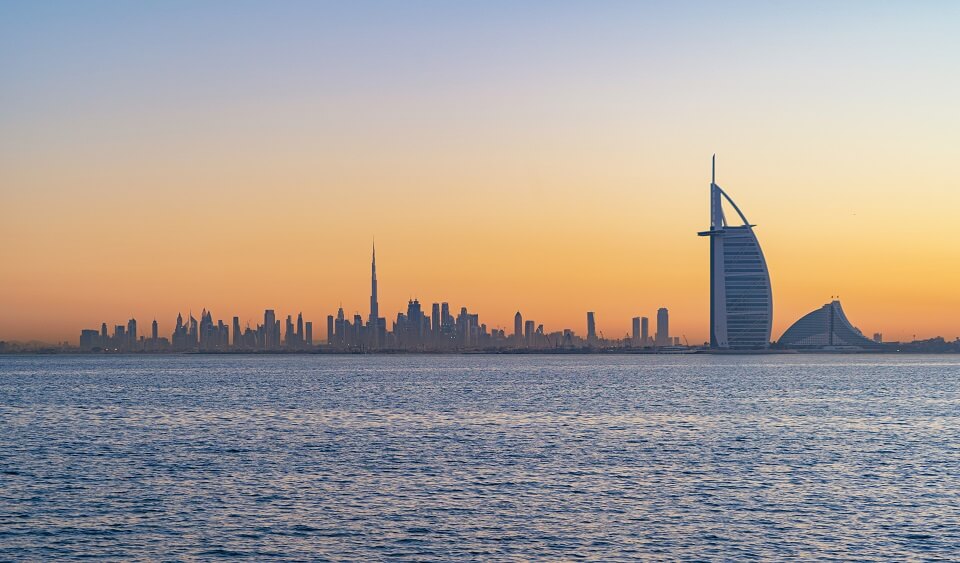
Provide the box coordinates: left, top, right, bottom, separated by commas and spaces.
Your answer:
2, 1, 959, 344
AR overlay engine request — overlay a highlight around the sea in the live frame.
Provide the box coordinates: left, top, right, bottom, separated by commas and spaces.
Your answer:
1, 354, 959, 561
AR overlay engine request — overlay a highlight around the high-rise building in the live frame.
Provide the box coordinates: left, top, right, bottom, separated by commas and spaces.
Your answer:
631, 317, 641, 345
656, 308, 669, 346
641, 317, 649, 346
188, 314, 198, 348
285, 315, 295, 347
514, 311, 523, 342
151, 319, 158, 341
326, 315, 334, 344
198, 310, 213, 350
586, 312, 597, 343
172, 313, 186, 350
264, 309, 277, 350
405, 299, 425, 347
80, 329, 100, 351
369, 242, 379, 327
305, 322, 313, 346
524, 319, 535, 346
335, 306, 345, 346
127, 318, 137, 348
697, 155, 772, 349
232, 317, 241, 348
431, 303, 441, 337
440, 303, 451, 336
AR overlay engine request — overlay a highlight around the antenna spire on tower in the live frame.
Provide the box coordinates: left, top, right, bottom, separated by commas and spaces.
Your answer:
712, 153, 716, 185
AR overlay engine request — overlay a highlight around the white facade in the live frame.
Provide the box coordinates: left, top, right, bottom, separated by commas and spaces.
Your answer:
698, 156, 773, 349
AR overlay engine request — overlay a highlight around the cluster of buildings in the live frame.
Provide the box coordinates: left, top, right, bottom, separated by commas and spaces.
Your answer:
628, 308, 682, 347
78, 245, 677, 353
80, 319, 151, 352
698, 155, 890, 352
324, 247, 678, 351
80, 309, 316, 352
68, 156, 954, 354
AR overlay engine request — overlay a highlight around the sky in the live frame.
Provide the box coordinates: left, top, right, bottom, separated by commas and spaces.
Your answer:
2, 1, 960, 344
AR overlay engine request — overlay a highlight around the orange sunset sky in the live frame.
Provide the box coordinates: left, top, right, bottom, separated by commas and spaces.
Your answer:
2, 2, 959, 344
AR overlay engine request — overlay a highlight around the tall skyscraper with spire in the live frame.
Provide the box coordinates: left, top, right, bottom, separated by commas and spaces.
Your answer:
369, 241, 379, 327
697, 155, 772, 349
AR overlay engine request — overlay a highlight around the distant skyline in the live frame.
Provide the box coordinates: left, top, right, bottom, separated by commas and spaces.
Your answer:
73, 243, 677, 352
3, 1, 960, 344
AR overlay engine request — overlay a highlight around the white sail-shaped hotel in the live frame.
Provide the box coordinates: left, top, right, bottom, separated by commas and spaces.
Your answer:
698, 157, 773, 349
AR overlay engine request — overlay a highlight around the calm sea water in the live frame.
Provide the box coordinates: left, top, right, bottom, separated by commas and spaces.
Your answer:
2, 354, 960, 560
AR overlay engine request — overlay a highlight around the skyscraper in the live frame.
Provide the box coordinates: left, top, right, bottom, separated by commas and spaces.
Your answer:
697, 155, 773, 349
152, 319, 158, 341
232, 316, 241, 348
285, 315, 294, 347
369, 241, 379, 327
656, 308, 669, 346
264, 309, 277, 350
514, 311, 523, 342
586, 311, 597, 343
631, 317, 641, 345
641, 317, 649, 346
127, 318, 137, 347
405, 299, 424, 347
80, 329, 100, 351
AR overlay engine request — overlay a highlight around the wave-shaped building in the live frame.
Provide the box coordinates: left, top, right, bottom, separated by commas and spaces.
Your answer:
698, 156, 773, 349
778, 300, 880, 350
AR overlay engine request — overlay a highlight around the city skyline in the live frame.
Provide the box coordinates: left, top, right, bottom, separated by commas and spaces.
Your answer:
52, 158, 959, 351
5, 153, 959, 346
72, 243, 679, 352
3, 2, 960, 344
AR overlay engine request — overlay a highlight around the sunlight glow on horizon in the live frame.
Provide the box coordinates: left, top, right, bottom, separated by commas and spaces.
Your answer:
2, 1, 959, 344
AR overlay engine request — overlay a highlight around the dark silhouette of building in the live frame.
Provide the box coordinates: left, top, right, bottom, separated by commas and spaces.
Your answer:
656, 308, 669, 346
369, 243, 379, 324
264, 309, 279, 350
79, 329, 100, 351
127, 318, 137, 349
586, 311, 597, 343
72, 241, 694, 354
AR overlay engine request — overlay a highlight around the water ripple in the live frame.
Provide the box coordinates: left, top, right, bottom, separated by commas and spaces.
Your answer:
2, 354, 960, 560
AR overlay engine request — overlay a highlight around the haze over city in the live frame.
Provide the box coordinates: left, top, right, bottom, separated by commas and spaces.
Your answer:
3, 1, 960, 344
